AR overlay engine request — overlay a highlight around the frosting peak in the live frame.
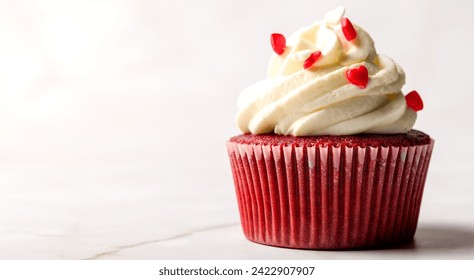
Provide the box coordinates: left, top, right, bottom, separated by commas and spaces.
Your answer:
236, 7, 420, 136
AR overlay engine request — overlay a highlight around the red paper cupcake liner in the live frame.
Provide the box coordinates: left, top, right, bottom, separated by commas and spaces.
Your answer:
227, 139, 434, 249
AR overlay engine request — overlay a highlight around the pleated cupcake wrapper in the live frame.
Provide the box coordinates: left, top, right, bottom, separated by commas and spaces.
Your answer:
227, 140, 434, 249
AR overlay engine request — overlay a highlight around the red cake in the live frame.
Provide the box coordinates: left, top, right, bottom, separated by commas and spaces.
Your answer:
230, 130, 430, 147
227, 7, 434, 249
228, 130, 433, 249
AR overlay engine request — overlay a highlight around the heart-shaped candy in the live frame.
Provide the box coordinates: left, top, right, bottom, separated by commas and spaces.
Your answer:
341, 18, 357, 41
346, 65, 369, 89
303, 51, 322, 69
405, 90, 424, 111
271, 33, 286, 55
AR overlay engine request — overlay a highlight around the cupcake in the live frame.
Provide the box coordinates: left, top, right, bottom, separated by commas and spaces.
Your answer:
227, 6, 434, 249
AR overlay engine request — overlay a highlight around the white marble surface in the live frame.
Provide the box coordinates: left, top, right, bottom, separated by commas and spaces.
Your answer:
0, 0, 474, 259
1, 157, 473, 260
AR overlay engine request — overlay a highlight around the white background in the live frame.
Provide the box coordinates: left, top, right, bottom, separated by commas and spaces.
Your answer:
0, 0, 473, 259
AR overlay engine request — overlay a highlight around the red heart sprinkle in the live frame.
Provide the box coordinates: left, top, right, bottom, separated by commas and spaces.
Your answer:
341, 18, 357, 41
303, 51, 322, 69
271, 33, 286, 55
346, 65, 369, 89
405, 90, 424, 111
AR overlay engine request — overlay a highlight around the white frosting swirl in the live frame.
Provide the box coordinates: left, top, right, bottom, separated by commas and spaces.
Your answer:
236, 7, 416, 136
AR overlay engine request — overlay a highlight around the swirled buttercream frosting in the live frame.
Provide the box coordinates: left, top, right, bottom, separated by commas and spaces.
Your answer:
236, 7, 422, 136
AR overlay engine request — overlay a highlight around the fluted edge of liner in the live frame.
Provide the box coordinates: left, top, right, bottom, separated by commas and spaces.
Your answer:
227, 139, 434, 249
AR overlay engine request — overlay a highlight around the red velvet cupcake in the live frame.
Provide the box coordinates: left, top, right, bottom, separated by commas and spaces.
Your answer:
227, 7, 434, 249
